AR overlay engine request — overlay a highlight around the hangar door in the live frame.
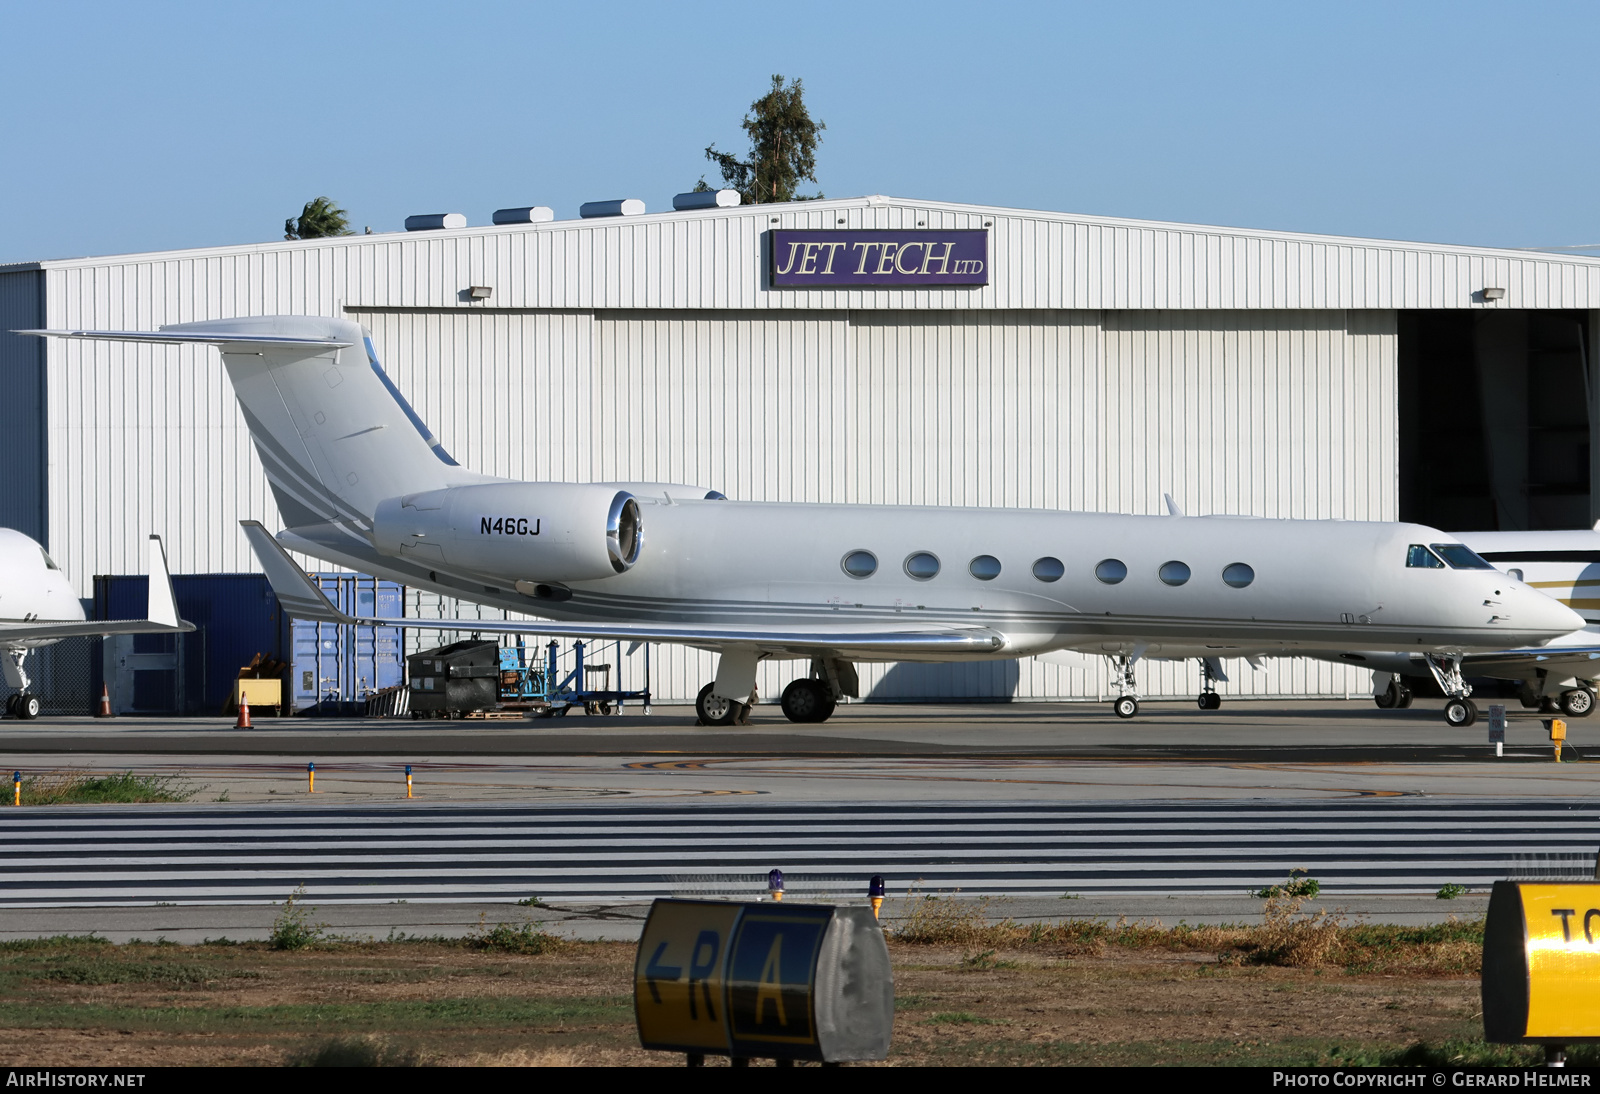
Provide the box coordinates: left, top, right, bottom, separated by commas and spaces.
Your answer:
1399, 310, 1597, 531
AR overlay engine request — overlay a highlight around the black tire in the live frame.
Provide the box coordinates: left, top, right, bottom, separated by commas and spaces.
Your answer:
1560, 689, 1595, 718
1113, 696, 1139, 719
3, 694, 15, 717
1396, 686, 1414, 709
1197, 693, 1222, 711
16, 694, 40, 720
1374, 683, 1398, 709
780, 679, 835, 723
696, 683, 740, 727
1444, 698, 1478, 728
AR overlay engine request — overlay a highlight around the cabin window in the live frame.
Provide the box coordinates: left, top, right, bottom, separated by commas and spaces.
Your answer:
39, 549, 60, 571
1406, 544, 1446, 569
1159, 561, 1191, 586
1431, 543, 1496, 570
904, 552, 941, 580
969, 555, 1002, 581
842, 550, 878, 578
1032, 557, 1065, 582
1095, 559, 1127, 584
1222, 562, 1255, 588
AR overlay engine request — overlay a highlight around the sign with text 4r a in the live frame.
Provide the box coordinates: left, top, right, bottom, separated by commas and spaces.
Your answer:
633, 898, 893, 1063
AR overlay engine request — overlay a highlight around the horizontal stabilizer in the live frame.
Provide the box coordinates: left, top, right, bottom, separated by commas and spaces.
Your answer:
17, 329, 352, 350
241, 521, 1004, 656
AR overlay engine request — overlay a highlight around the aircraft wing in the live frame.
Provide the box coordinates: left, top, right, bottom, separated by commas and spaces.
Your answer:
18, 329, 352, 350
0, 535, 193, 643
241, 521, 1004, 656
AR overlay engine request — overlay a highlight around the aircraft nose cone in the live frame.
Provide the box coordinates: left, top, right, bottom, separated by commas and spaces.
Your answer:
1516, 585, 1586, 638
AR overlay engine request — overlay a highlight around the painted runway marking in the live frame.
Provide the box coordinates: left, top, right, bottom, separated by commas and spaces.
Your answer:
0, 798, 1596, 905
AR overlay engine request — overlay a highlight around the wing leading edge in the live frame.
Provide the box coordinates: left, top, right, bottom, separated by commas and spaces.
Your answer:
240, 521, 1005, 657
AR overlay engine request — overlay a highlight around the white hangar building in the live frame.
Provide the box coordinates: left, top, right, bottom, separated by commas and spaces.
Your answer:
4, 193, 1600, 706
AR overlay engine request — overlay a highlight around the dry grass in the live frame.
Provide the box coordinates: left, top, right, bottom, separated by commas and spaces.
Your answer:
892, 891, 1483, 975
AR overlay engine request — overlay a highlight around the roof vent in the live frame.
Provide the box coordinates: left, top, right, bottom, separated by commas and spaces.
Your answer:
579, 198, 645, 219
673, 189, 741, 210
405, 213, 467, 231
493, 206, 555, 225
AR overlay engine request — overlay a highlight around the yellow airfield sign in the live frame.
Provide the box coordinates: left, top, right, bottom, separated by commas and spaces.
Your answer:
1484, 880, 1600, 1043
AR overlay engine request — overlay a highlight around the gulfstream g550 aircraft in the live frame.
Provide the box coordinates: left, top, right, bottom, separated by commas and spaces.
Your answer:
23, 317, 1584, 726
0, 531, 192, 718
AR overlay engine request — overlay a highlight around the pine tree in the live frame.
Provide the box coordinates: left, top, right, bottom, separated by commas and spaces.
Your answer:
699, 75, 824, 204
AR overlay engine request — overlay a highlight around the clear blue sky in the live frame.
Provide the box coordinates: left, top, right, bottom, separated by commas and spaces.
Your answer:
3, 0, 1597, 263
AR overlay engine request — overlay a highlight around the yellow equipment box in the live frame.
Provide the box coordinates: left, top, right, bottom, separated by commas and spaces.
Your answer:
1484, 880, 1600, 1044
232, 677, 282, 713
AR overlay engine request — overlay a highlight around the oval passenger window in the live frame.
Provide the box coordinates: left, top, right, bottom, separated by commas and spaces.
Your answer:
1095, 559, 1127, 585
1032, 557, 1065, 582
1159, 561, 1191, 586
969, 555, 1002, 581
1222, 562, 1255, 588
842, 550, 878, 578
905, 552, 941, 579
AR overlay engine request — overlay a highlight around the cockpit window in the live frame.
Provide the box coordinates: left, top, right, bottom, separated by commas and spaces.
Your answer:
1406, 544, 1445, 569
1431, 543, 1496, 570
39, 549, 59, 571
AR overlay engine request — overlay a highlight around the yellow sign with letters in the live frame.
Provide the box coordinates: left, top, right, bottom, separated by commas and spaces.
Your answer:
1483, 880, 1600, 1043
634, 899, 742, 1051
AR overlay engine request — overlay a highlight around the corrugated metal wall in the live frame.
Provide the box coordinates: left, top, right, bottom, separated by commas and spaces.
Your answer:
0, 269, 46, 542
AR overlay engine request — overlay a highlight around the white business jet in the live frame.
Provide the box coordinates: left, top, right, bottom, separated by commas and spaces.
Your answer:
1335, 529, 1600, 720
21, 317, 1583, 727
0, 530, 192, 718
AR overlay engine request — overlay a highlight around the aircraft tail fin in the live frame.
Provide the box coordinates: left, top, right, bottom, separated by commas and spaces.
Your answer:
21, 318, 481, 537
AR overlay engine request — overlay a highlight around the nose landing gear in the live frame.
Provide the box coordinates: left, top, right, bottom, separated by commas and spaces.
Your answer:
1196, 657, 1224, 711
1423, 655, 1478, 727
1110, 655, 1140, 718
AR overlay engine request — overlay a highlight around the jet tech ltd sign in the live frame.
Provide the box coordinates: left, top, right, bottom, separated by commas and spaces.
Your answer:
769, 229, 988, 288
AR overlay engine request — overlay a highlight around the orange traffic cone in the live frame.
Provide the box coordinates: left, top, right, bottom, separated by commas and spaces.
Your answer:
235, 696, 252, 729
95, 684, 114, 719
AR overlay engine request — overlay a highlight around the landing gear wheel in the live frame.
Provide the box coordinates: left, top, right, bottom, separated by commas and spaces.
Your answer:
1197, 693, 1221, 711
1396, 686, 1414, 709
695, 683, 740, 727
15, 694, 40, 720
1560, 688, 1595, 718
780, 679, 836, 724
3, 694, 15, 717
1444, 698, 1478, 728
1113, 696, 1139, 719
1375, 681, 1414, 709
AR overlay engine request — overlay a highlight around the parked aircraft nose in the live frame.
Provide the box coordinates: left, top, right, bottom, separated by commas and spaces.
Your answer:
1509, 582, 1586, 640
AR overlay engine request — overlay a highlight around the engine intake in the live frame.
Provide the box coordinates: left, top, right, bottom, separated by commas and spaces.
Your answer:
374, 483, 643, 584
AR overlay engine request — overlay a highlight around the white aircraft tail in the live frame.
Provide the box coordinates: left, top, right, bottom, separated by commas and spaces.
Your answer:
20, 317, 483, 538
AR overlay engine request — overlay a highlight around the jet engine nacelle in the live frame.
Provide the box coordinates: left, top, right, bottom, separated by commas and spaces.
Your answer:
372, 483, 642, 583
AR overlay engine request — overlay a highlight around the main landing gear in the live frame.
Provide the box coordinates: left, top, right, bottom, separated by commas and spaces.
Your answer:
1110, 654, 1140, 719
1196, 658, 1223, 711
1373, 678, 1414, 709
697, 656, 858, 726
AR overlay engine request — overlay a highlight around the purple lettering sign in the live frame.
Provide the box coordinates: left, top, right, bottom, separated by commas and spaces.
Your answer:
769, 229, 988, 287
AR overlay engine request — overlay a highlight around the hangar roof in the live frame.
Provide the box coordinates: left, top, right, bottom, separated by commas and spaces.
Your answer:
6, 195, 1600, 312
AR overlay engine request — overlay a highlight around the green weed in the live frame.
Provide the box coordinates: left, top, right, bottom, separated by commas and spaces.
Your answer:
269, 885, 329, 951
18, 771, 194, 805
467, 915, 562, 955
1435, 883, 1467, 900
284, 1035, 421, 1067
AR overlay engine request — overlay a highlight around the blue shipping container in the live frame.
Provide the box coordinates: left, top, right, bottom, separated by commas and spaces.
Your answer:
289, 575, 404, 714
93, 574, 289, 715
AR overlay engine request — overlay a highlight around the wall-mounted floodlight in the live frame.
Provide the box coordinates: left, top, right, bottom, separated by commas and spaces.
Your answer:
467, 286, 493, 300
579, 198, 645, 218
672, 189, 741, 211
405, 213, 467, 231
493, 206, 555, 225
1483, 287, 1507, 301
